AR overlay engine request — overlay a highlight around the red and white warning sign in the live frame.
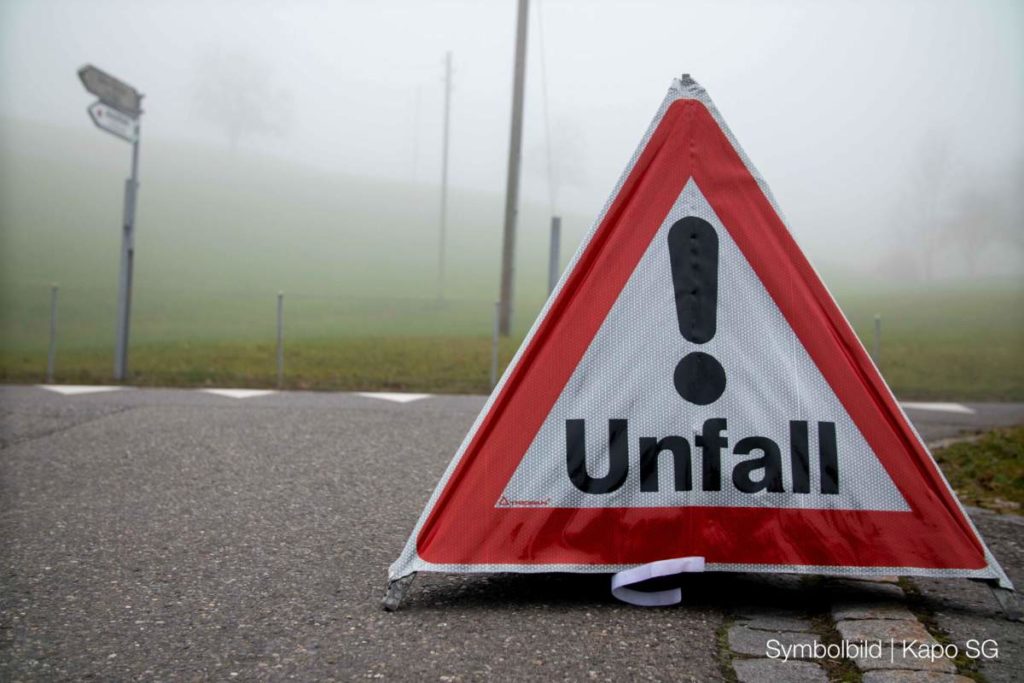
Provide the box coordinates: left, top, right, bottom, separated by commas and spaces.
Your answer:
389, 75, 1011, 601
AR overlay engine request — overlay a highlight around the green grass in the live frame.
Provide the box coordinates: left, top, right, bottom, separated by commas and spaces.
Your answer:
0, 336, 523, 394
934, 427, 1024, 513
3, 282, 1021, 398
837, 284, 1024, 401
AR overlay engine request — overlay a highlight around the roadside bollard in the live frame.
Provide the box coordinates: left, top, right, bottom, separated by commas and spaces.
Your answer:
276, 292, 284, 389
46, 284, 58, 383
490, 301, 500, 389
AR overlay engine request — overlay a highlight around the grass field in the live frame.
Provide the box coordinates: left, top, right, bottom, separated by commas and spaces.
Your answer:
2, 118, 1022, 397
837, 283, 1024, 402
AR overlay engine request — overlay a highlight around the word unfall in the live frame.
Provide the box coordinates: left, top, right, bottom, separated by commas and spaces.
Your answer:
565, 418, 839, 495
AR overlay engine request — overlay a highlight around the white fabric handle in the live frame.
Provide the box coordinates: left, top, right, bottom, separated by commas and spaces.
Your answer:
611, 556, 706, 607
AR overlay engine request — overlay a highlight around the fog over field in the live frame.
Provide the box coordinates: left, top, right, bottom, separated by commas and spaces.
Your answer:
1, 0, 1022, 354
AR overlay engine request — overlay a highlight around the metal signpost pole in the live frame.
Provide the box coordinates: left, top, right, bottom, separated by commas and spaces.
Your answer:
78, 65, 143, 382
114, 127, 140, 381
547, 215, 561, 295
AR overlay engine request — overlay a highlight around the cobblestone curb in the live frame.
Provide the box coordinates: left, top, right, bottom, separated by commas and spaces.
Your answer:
724, 576, 974, 683
831, 578, 963, 679
726, 609, 829, 683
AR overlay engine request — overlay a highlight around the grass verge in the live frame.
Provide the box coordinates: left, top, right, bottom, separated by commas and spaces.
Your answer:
0, 336, 523, 394
2, 284, 1022, 398
934, 427, 1024, 514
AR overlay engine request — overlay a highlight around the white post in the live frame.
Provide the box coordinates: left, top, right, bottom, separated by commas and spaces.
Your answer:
547, 215, 561, 295
873, 314, 881, 369
490, 301, 501, 388
47, 284, 59, 383
276, 292, 285, 388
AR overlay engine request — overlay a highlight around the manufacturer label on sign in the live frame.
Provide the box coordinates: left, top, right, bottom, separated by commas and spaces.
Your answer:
389, 75, 1011, 594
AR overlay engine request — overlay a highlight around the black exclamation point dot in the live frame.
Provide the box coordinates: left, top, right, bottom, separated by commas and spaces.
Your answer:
667, 217, 726, 405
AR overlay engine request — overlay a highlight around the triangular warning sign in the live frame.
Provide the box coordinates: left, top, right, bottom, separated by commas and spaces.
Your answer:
389, 76, 1011, 595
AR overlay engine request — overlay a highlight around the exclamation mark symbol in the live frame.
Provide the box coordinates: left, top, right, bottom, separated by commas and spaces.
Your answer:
668, 216, 726, 405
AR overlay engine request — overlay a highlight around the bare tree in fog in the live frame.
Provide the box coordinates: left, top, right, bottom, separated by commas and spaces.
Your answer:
942, 156, 1024, 277
1004, 158, 1024, 251
192, 48, 292, 152
944, 187, 999, 276
881, 137, 964, 282
890, 150, 1024, 281
911, 138, 953, 281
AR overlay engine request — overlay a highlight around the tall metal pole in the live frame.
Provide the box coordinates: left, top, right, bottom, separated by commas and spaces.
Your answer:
47, 284, 59, 383
438, 52, 452, 303
547, 215, 561, 295
498, 0, 530, 336
114, 123, 141, 381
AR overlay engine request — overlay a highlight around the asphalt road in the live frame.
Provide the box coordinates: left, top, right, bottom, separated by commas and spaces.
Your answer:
1, 386, 1022, 681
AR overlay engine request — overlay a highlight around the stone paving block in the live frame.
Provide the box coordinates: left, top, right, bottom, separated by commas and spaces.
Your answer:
738, 615, 815, 633
861, 671, 972, 682
850, 575, 901, 584
831, 602, 918, 621
734, 606, 805, 619
852, 647, 957, 674
832, 578, 906, 598
728, 625, 819, 657
835, 618, 937, 645
733, 658, 827, 683
744, 574, 806, 591
913, 568, 1024, 683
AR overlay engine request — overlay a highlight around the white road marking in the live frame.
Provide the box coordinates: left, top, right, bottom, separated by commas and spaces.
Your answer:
39, 385, 124, 396
200, 388, 277, 399
32, 386, 977, 419
901, 402, 975, 415
356, 392, 431, 404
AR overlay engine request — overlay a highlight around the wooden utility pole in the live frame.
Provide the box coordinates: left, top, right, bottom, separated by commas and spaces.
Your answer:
498, 0, 529, 335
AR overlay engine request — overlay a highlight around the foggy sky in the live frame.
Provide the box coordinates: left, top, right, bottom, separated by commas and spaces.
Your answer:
2, 0, 1022, 271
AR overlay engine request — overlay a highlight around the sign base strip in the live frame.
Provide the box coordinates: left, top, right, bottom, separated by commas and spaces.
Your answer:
611, 556, 706, 607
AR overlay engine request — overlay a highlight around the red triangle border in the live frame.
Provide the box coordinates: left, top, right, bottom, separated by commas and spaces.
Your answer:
414, 97, 988, 574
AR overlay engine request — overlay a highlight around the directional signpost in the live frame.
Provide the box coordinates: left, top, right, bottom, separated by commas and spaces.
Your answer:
79, 64, 142, 116
78, 65, 143, 381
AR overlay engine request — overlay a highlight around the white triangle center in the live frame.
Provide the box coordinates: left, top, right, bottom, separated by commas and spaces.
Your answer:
501, 180, 908, 512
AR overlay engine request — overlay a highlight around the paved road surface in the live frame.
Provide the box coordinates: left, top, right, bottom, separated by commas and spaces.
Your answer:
1, 386, 1021, 680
